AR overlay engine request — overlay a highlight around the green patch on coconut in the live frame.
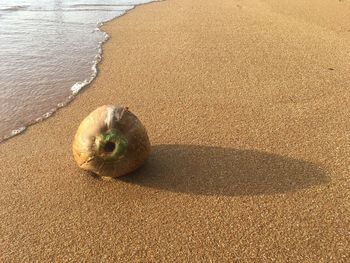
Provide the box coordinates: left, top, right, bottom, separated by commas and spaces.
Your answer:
96, 128, 128, 161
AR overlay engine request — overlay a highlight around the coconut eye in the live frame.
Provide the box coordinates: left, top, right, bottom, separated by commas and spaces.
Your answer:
103, 141, 115, 153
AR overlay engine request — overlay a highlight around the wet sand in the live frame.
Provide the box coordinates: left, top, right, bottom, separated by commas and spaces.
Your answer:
1, 0, 349, 261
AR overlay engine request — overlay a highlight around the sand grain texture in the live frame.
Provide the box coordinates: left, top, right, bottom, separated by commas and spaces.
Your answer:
0, 0, 349, 261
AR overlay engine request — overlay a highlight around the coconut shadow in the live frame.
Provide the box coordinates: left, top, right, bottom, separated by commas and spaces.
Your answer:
119, 144, 330, 196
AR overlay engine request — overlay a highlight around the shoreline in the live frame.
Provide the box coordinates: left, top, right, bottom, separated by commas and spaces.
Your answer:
0, 0, 158, 143
1, 0, 349, 261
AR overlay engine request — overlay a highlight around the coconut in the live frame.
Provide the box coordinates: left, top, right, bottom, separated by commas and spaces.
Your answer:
72, 105, 150, 178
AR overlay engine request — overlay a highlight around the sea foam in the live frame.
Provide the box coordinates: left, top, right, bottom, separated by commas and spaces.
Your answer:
0, 0, 156, 142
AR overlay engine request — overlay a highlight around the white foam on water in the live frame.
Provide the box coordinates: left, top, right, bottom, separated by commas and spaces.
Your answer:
70, 30, 109, 95
11, 127, 26, 136
0, 0, 158, 143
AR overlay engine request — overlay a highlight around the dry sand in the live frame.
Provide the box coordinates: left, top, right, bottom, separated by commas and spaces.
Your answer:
1, 0, 350, 261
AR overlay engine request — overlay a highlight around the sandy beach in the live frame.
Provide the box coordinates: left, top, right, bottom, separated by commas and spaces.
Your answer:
1, 0, 349, 261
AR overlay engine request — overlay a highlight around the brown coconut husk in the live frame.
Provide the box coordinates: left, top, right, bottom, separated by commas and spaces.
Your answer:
72, 105, 151, 178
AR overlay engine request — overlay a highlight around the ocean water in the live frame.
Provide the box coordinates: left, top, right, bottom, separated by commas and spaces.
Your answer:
0, 0, 153, 142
